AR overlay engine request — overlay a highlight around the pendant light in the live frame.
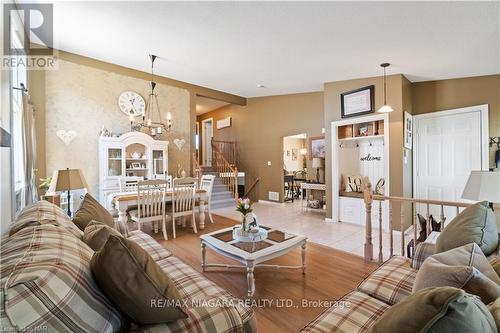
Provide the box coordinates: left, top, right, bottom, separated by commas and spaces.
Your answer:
133, 54, 172, 138
377, 63, 394, 113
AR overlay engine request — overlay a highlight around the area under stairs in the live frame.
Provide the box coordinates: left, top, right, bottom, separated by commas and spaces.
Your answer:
200, 166, 236, 209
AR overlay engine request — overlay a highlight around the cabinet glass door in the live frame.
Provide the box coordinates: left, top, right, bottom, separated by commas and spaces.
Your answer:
107, 148, 123, 177
153, 150, 165, 177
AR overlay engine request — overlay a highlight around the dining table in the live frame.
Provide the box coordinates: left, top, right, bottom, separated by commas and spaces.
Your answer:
110, 189, 208, 234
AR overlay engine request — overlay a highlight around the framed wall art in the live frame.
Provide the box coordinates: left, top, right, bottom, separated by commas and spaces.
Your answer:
341, 85, 375, 118
404, 111, 413, 149
309, 136, 325, 159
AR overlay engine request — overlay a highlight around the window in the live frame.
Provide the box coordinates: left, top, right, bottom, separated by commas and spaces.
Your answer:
10, 16, 28, 202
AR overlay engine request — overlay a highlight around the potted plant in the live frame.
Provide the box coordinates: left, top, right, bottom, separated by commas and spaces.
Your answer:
39, 176, 52, 195
236, 198, 254, 233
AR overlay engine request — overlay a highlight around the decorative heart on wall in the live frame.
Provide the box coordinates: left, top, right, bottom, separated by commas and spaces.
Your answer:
173, 138, 186, 151
56, 130, 77, 146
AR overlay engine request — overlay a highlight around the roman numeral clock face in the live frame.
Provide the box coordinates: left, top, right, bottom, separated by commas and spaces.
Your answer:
118, 91, 145, 117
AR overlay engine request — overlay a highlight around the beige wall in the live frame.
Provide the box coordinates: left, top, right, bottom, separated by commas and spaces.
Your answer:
324, 74, 407, 221
197, 92, 324, 202
412, 74, 500, 136
43, 59, 191, 197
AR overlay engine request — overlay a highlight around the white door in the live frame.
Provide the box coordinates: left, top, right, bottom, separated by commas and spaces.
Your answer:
202, 120, 213, 166
414, 106, 488, 219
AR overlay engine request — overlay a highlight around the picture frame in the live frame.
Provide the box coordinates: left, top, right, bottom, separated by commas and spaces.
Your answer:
309, 136, 325, 159
404, 111, 413, 149
341, 85, 375, 118
131, 162, 141, 169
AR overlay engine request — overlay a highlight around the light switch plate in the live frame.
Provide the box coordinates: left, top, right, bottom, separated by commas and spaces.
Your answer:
267, 161, 272, 166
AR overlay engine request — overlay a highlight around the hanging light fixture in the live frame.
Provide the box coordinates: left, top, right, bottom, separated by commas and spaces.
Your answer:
377, 63, 394, 113
134, 54, 172, 138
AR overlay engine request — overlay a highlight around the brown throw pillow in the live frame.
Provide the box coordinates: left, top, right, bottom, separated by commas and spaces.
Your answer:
368, 287, 496, 333
73, 193, 115, 231
83, 220, 122, 251
414, 243, 500, 304
90, 235, 186, 324
436, 201, 498, 256
487, 297, 500, 329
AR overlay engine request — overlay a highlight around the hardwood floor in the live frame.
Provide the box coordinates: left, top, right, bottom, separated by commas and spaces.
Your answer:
145, 215, 379, 333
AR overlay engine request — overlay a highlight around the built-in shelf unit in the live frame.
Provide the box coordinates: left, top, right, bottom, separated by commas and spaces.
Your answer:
98, 131, 169, 206
331, 114, 390, 230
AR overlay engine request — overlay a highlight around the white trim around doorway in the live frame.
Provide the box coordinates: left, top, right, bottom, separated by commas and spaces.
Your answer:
201, 117, 213, 166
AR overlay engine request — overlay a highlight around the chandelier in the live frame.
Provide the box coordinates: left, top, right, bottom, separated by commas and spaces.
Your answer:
131, 54, 172, 138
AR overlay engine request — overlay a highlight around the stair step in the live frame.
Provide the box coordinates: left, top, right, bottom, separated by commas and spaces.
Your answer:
212, 192, 234, 200
211, 198, 236, 209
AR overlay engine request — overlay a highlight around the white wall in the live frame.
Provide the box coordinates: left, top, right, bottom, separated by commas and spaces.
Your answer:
283, 137, 306, 172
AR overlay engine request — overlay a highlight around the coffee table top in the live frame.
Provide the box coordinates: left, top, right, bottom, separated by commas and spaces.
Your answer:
200, 225, 307, 261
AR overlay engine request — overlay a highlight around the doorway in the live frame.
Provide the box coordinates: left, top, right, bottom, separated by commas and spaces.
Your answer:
282, 133, 308, 202
201, 118, 213, 166
413, 104, 489, 218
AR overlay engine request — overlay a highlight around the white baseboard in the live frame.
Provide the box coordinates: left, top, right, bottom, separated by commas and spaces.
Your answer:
258, 199, 281, 205
325, 218, 335, 223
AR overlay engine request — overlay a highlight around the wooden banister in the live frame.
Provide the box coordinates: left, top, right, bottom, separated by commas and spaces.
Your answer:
244, 177, 261, 197
212, 139, 237, 166
211, 140, 238, 199
363, 177, 472, 263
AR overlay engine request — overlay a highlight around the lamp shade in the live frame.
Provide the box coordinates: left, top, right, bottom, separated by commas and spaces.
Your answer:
312, 158, 323, 169
461, 171, 500, 203
47, 168, 88, 194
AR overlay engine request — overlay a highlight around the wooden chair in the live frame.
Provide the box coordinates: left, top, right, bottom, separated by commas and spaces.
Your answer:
200, 175, 215, 224
119, 176, 144, 192
129, 179, 168, 240
168, 177, 197, 238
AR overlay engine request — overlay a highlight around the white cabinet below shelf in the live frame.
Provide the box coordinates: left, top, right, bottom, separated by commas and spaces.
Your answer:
338, 196, 389, 231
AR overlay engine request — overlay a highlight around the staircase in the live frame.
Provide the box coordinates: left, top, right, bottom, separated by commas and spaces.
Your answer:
200, 166, 236, 209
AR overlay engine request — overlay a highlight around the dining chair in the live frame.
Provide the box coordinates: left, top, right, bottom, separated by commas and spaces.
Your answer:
200, 175, 215, 224
129, 179, 168, 240
119, 176, 144, 192
168, 177, 197, 238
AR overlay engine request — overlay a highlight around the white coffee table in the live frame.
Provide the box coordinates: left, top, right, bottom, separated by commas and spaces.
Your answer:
200, 226, 307, 296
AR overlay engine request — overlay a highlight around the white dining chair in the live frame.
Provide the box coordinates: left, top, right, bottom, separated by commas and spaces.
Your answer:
200, 174, 215, 224
119, 176, 144, 192
129, 179, 168, 240
168, 177, 197, 238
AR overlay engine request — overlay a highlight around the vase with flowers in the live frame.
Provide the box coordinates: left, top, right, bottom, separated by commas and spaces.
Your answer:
236, 198, 254, 234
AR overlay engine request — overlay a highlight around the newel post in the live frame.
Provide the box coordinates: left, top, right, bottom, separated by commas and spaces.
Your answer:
363, 177, 374, 262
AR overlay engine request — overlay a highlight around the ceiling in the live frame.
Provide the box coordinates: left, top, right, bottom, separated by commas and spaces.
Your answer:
47, 1, 499, 97
196, 96, 229, 115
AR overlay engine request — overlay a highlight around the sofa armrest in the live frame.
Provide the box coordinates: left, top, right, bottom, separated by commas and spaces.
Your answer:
411, 242, 436, 269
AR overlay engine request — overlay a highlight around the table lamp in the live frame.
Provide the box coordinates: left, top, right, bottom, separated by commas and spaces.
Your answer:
47, 168, 88, 216
312, 158, 323, 183
461, 171, 500, 210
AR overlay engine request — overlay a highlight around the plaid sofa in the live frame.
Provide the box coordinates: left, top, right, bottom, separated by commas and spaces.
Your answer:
1, 201, 256, 333
300, 242, 500, 333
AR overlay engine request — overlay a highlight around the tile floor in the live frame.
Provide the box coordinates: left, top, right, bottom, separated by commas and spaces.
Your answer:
213, 200, 405, 259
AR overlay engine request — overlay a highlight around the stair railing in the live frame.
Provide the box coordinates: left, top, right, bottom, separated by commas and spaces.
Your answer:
212, 139, 237, 166
244, 177, 261, 198
362, 177, 472, 264
192, 152, 202, 186
211, 141, 238, 199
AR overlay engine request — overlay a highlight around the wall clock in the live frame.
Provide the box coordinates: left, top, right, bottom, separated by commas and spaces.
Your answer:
118, 91, 145, 116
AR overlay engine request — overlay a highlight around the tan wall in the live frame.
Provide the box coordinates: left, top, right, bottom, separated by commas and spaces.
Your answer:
324, 74, 406, 221
412, 75, 500, 136
43, 59, 191, 197
197, 92, 324, 202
